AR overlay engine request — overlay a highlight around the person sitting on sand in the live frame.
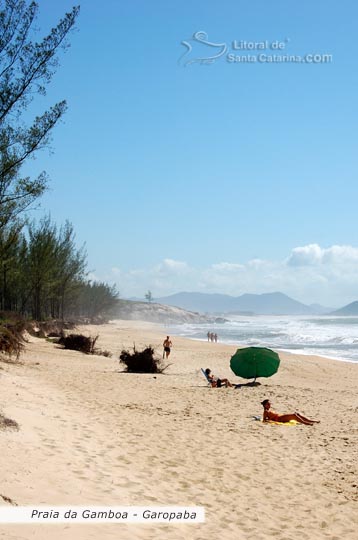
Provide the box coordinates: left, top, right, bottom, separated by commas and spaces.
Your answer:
205, 368, 233, 388
261, 399, 320, 425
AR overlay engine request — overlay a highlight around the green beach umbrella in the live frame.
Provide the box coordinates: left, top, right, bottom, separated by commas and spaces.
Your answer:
230, 346, 280, 382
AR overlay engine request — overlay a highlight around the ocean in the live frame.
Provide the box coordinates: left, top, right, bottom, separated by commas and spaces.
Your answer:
168, 315, 358, 363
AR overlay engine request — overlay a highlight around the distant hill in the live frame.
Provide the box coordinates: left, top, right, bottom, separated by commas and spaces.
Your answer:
330, 301, 358, 316
155, 291, 318, 315
116, 300, 226, 324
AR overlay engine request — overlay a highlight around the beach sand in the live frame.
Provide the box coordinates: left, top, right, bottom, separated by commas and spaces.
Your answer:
0, 319, 357, 540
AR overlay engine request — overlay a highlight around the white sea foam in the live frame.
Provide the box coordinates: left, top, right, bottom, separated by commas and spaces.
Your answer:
169, 315, 358, 363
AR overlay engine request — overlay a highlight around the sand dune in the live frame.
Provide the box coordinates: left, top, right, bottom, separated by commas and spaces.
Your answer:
1, 320, 357, 539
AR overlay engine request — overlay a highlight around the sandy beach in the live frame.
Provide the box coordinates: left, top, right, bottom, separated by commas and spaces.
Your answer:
1, 319, 357, 540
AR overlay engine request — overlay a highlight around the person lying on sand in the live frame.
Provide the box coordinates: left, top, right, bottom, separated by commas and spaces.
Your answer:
261, 399, 320, 425
205, 368, 233, 388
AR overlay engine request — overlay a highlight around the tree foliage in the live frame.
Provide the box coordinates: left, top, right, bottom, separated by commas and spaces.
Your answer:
0, 3, 119, 324
0, 216, 119, 321
72, 281, 120, 321
0, 0, 80, 230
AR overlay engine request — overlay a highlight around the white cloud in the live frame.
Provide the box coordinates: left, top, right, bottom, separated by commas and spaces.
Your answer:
287, 244, 358, 267
287, 244, 323, 266
156, 258, 190, 274
247, 258, 268, 269
210, 262, 245, 272
103, 245, 358, 307
321, 245, 358, 265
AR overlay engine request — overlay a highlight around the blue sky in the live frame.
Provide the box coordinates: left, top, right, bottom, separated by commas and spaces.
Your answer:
22, 0, 358, 306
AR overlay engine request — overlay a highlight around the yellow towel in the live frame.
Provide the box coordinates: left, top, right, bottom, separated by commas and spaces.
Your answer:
263, 419, 298, 426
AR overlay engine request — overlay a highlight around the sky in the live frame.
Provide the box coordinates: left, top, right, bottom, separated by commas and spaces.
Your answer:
21, 0, 358, 307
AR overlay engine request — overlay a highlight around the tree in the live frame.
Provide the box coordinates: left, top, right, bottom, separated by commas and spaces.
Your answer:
0, 1, 80, 230
25, 216, 59, 319
0, 221, 23, 310
49, 221, 87, 319
20, 216, 87, 320
73, 281, 119, 321
145, 290, 153, 303
0, 214, 120, 321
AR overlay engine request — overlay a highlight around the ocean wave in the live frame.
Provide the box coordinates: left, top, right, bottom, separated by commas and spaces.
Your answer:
167, 315, 358, 362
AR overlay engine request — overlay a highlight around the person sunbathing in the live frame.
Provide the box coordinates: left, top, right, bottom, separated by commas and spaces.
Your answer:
261, 399, 320, 425
205, 368, 233, 388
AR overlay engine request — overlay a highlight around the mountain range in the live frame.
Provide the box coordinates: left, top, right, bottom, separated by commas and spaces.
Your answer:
153, 291, 333, 315
330, 301, 358, 316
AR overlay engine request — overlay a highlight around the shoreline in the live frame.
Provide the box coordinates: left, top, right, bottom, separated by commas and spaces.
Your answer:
164, 317, 358, 365
1, 319, 357, 540
177, 334, 358, 365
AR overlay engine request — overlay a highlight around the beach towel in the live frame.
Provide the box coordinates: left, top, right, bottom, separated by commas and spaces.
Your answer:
263, 420, 298, 426
252, 416, 298, 425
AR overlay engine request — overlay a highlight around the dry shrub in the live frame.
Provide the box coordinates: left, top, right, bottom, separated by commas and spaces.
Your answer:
0, 493, 18, 505
27, 320, 76, 338
0, 353, 23, 365
0, 311, 25, 324
58, 333, 98, 354
26, 323, 44, 338
40, 320, 75, 334
97, 349, 112, 358
0, 312, 26, 360
0, 325, 26, 359
0, 312, 27, 339
120, 345, 169, 373
0, 414, 19, 431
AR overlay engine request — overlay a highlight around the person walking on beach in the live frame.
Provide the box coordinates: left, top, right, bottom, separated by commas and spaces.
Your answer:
163, 336, 172, 359
261, 399, 320, 425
